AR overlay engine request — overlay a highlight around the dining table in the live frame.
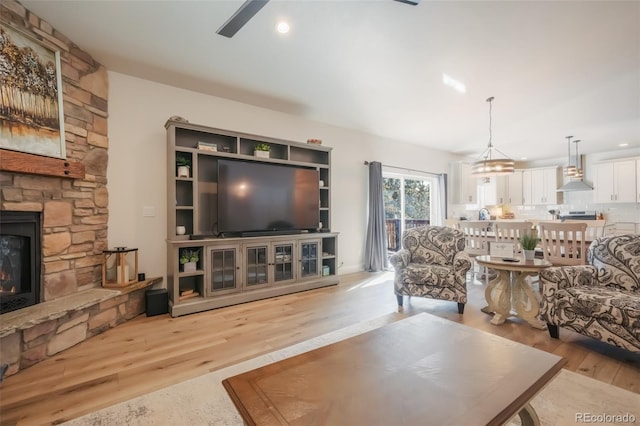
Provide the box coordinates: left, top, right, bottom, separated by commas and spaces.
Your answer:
476, 254, 552, 330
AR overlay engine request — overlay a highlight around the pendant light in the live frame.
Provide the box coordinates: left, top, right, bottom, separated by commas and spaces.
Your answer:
573, 139, 583, 179
564, 136, 577, 176
471, 97, 515, 177
558, 138, 593, 191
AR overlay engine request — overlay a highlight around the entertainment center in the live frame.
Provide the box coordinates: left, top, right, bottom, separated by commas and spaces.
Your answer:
165, 119, 339, 317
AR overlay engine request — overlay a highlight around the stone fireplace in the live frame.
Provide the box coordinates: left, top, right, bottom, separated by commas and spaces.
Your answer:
1, 1, 110, 302
0, 211, 41, 314
0, 1, 163, 381
1, 1, 163, 381
0, 0, 115, 378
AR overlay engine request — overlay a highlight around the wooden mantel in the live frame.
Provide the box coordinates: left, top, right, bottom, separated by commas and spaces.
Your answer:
0, 149, 85, 179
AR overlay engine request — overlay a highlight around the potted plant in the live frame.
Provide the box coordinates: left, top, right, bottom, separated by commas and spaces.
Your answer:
520, 232, 538, 261
179, 248, 200, 272
176, 155, 191, 178
254, 143, 271, 158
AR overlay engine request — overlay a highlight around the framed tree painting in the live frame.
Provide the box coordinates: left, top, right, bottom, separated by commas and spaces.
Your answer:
0, 24, 66, 159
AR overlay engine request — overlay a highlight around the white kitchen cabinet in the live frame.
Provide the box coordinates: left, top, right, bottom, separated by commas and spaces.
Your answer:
545, 168, 562, 204
522, 170, 533, 206
494, 175, 506, 204
593, 159, 637, 203
452, 164, 554, 206
506, 170, 523, 205
523, 167, 561, 205
489, 171, 523, 205
451, 162, 478, 204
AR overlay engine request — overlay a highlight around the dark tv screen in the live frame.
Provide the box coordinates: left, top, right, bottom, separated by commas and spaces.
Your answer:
218, 160, 319, 234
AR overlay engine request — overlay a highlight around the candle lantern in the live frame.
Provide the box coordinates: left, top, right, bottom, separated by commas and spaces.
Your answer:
102, 247, 139, 287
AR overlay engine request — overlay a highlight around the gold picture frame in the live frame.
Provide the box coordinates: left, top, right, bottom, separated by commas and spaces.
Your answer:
0, 23, 66, 159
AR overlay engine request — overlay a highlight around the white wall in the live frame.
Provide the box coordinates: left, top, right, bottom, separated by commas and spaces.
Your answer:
107, 72, 460, 281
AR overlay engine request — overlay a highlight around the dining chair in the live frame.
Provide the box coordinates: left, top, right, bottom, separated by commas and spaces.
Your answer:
493, 221, 538, 286
444, 218, 461, 229
564, 219, 605, 243
460, 220, 492, 283
538, 221, 588, 266
493, 221, 534, 254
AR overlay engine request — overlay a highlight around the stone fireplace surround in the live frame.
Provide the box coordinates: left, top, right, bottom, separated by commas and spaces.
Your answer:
0, 1, 155, 378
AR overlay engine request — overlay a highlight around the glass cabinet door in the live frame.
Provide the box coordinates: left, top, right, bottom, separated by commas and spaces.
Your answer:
245, 244, 268, 287
209, 246, 238, 293
272, 243, 294, 283
300, 240, 320, 278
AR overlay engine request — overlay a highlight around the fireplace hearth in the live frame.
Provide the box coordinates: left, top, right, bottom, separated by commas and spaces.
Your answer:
0, 211, 41, 314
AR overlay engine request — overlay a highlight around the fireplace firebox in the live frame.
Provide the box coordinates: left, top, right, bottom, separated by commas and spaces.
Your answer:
0, 211, 41, 314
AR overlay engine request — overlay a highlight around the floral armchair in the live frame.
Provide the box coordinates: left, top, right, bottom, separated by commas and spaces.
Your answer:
539, 234, 640, 353
389, 226, 472, 314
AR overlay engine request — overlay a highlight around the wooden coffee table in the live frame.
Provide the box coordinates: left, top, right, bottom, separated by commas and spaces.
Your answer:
476, 255, 552, 329
223, 313, 565, 426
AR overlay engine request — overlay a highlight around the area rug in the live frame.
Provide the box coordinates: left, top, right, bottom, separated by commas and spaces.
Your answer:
64, 314, 639, 426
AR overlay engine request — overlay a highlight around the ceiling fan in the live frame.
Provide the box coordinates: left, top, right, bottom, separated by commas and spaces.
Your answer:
216, 0, 420, 38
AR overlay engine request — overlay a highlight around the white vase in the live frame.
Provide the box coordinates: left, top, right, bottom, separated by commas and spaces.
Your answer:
254, 150, 269, 158
183, 261, 197, 272
523, 250, 535, 261
177, 165, 190, 178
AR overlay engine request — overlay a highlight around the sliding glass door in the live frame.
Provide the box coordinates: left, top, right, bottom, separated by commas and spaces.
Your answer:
384, 173, 437, 252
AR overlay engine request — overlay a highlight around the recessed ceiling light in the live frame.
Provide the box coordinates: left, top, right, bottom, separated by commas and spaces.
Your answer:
619, 143, 629, 147
276, 21, 290, 34
442, 74, 466, 93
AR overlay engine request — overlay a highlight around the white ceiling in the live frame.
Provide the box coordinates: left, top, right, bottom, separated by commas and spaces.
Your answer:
20, 0, 640, 162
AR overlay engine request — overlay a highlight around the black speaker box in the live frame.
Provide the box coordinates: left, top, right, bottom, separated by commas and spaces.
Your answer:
145, 288, 168, 317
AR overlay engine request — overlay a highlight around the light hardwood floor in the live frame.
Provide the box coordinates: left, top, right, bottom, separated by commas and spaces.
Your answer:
1, 271, 639, 425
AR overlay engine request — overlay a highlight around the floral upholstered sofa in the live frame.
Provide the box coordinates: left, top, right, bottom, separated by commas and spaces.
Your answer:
539, 234, 640, 353
389, 226, 471, 314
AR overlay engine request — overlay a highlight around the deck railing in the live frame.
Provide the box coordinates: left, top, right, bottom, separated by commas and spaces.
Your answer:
386, 219, 430, 252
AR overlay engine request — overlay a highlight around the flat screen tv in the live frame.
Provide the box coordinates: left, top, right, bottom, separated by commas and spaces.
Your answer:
218, 160, 319, 235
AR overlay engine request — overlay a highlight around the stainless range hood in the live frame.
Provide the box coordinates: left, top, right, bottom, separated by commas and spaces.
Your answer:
558, 179, 593, 192
558, 152, 593, 192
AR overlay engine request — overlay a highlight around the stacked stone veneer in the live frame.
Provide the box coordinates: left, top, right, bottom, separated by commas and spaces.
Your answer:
0, 1, 152, 378
0, 286, 148, 377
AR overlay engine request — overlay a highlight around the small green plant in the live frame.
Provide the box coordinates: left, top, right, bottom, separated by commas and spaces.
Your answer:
520, 233, 538, 251
179, 248, 200, 264
254, 143, 271, 152
176, 155, 191, 167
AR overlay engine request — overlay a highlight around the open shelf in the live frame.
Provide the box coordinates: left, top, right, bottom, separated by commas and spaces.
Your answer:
166, 119, 338, 316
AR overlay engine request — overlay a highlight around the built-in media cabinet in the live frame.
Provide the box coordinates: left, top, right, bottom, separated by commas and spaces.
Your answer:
165, 120, 338, 317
